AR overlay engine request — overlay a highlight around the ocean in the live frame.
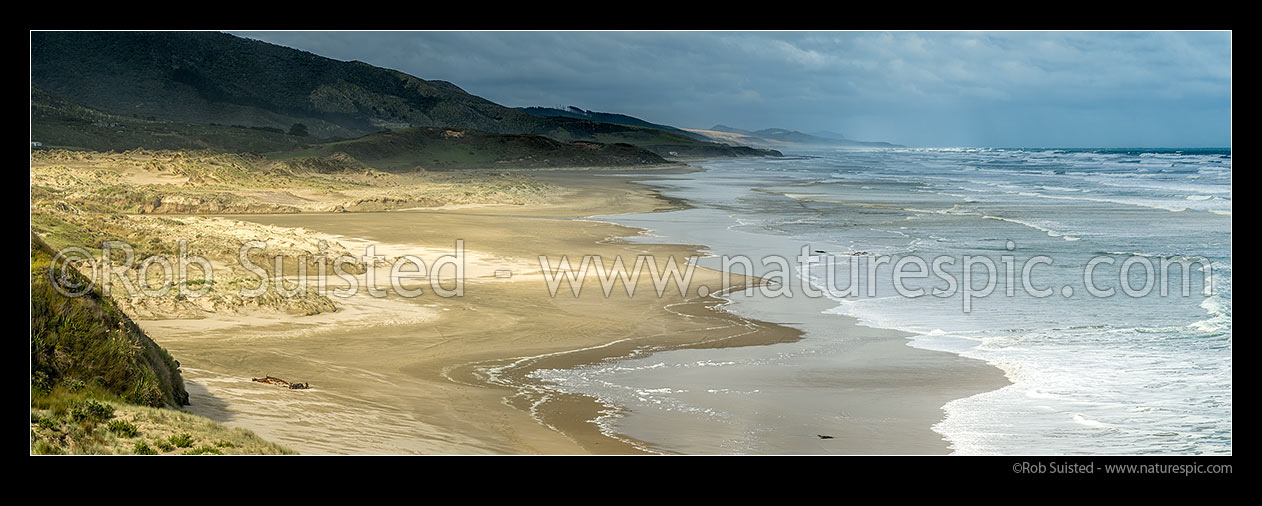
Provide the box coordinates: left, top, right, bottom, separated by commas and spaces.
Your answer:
531, 147, 1232, 455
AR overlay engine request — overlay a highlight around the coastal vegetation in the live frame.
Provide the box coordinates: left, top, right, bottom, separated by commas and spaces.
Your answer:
30, 235, 293, 454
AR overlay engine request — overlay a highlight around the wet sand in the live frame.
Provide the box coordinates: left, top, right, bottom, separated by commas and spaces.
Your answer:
138, 168, 1006, 454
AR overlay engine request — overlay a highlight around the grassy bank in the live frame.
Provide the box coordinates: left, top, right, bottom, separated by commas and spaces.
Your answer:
30, 235, 292, 455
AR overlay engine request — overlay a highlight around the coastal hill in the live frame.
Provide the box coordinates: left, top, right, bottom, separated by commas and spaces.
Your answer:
31, 32, 778, 160
519, 106, 713, 142
689, 124, 904, 148
31, 31, 555, 140
278, 127, 670, 170
31, 86, 311, 153
517, 106, 778, 158
32, 87, 671, 169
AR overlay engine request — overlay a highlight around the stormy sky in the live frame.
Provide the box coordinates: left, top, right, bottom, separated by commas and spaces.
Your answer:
234, 31, 1231, 148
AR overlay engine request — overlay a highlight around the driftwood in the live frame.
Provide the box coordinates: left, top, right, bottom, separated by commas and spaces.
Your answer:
252, 376, 310, 390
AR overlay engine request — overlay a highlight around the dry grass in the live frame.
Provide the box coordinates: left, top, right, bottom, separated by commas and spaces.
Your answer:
31, 399, 295, 455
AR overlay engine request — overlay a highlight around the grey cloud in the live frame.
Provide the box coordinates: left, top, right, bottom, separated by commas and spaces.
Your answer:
233, 30, 1231, 147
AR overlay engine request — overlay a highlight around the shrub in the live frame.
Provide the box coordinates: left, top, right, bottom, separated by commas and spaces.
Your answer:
184, 445, 223, 455
68, 400, 115, 423
133, 441, 157, 455
154, 440, 174, 452
32, 370, 53, 396
214, 440, 235, 448
107, 419, 139, 437
37, 416, 58, 430
169, 433, 194, 448
65, 378, 87, 392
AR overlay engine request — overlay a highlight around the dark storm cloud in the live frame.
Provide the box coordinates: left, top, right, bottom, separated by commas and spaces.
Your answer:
233, 31, 1231, 147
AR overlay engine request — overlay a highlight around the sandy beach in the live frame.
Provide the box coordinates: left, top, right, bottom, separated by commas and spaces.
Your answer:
119, 167, 1003, 454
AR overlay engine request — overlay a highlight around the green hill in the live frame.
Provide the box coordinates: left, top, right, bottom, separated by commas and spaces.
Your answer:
32, 31, 519, 140
275, 127, 668, 170
519, 106, 779, 158
32, 87, 673, 169
31, 31, 778, 159
520, 106, 711, 141
31, 87, 313, 153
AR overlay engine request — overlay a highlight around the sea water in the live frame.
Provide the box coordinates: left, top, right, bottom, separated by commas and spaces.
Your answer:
531, 148, 1231, 455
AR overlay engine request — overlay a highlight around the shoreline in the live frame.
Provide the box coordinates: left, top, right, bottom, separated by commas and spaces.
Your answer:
538, 163, 1011, 454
